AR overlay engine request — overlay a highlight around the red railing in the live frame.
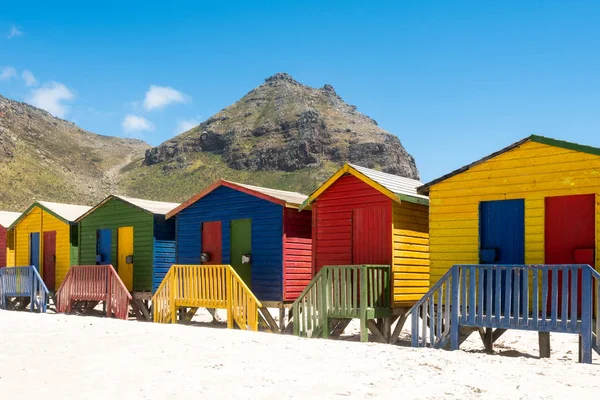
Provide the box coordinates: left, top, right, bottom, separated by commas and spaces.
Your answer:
56, 265, 132, 320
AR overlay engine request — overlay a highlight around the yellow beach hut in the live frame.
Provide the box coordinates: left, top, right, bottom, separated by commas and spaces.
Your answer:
418, 135, 600, 287
10, 201, 91, 291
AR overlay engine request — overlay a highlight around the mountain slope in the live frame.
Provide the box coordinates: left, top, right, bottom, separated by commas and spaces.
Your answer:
0, 95, 149, 210
120, 73, 419, 200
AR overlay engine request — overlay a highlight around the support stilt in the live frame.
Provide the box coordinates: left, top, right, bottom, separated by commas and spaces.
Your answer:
539, 332, 551, 358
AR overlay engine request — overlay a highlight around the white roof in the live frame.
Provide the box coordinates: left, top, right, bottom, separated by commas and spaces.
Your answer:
0, 211, 21, 228
38, 201, 92, 222
231, 181, 308, 206
349, 163, 428, 201
114, 195, 180, 215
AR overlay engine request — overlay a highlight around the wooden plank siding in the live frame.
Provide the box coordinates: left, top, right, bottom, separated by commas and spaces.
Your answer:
429, 140, 600, 286
313, 174, 392, 271
153, 215, 176, 292
283, 208, 312, 301
14, 206, 72, 288
0, 226, 6, 268
6, 229, 15, 267
79, 197, 154, 291
392, 201, 430, 306
175, 186, 284, 301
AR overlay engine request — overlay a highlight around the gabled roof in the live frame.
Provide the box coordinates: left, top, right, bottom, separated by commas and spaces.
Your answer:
166, 179, 309, 219
417, 135, 600, 195
10, 201, 92, 228
0, 211, 21, 228
75, 195, 180, 222
300, 163, 428, 210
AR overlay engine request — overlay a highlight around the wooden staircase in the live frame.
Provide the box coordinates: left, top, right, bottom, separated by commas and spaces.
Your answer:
152, 264, 277, 332
290, 265, 392, 342
55, 265, 132, 320
0, 266, 49, 313
409, 264, 600, 363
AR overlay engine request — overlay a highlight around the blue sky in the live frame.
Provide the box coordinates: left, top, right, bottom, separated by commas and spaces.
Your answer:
2, 0, 600, 183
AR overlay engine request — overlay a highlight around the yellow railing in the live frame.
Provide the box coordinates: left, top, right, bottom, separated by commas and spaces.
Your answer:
152, 264, 262, 331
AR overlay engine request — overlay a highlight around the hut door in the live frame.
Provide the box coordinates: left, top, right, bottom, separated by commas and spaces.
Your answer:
97, 229, 112, 265
479, 199, 525, 313
43, 231, 57, 290
117, 226, 134, 291
29, 232, 41, 272
545, 194, 595, 317
352, 208, 388, 264
201, 221, 222, 264
230, 219, 252, 287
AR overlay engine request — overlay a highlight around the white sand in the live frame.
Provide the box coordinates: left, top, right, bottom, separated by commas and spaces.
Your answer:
0, 310, 598, 399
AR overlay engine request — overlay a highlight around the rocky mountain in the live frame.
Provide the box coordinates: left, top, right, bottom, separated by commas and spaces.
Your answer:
120, 73, 419, 200
0, 95, 149, 210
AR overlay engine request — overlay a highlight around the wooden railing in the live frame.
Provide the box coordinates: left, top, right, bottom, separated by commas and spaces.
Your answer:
590, 267, 600, 356
152, 264, 262, 331
293, 265, 391, 340
409, 267, 456, 349
0, 266, 49, 312
55, 265, 132, 320
409, 264, 600, 363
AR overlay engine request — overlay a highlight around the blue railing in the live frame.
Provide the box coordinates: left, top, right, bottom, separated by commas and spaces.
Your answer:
410, 264, 600, 363
0, 266, 49, 313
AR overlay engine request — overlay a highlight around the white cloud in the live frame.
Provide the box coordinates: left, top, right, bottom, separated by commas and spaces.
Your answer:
26, 81, 74, 118
175, 118, 200, 134
0, 67, 17, 81
122, 114, 154, 133
21, 69, 37, 87
143, 85, 189, 111
7, 25, 22, 39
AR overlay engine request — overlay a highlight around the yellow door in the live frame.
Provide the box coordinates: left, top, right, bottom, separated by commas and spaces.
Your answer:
117, 226, 134, 291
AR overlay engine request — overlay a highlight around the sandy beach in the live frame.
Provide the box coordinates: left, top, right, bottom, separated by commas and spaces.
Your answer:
0, 310, 598, 399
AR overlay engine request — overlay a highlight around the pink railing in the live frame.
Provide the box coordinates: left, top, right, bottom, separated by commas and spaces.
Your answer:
56, 265, 132, 320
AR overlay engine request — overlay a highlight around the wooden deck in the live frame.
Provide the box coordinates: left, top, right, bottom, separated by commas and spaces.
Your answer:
410, 264, 600, 363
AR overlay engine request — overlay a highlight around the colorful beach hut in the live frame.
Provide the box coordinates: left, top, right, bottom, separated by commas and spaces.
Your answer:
75, 195, 179, 293
166, 180, 312, 304
417, 135, 600, 286
0, 211, 21, 268
408, 135, 600, 360
301, 163, 430, 309
9, 201, 91, 290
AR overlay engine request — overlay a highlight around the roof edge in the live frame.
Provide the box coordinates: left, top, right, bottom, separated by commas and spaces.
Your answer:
417, 136, 533, 195
10, 202, 70, 229
299, 163, 400, 211
166, 180, 289, 219
418, 135, 600, 195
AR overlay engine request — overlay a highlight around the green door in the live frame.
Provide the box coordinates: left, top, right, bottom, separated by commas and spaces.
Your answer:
230, 218, 252, 287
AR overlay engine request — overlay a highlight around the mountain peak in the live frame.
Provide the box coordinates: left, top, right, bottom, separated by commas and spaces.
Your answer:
264, 72, 300, 86
141, 74, 419, 191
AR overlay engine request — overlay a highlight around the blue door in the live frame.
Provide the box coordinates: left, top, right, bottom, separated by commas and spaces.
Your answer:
29, 232, 40, 271
97, 229, 112, 265
479, 199, 525, 315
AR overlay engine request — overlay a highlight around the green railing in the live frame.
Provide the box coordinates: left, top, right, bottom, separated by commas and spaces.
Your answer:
292, 265, 391, 341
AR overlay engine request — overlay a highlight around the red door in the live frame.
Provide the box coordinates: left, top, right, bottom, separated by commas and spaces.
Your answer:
201, 221, 222, 265
545, 194, 595, 317
352, 208, 389, 264
43, 231, 57, 290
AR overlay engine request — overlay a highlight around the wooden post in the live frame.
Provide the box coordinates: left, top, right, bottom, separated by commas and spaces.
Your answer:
483, 328, 493, 353
391, 311, 408, 344
382, 317, 392, 342
450, 266, 460, 350
170, 269, 177, 324
579, 268, 592, 363
226, 269, 233, 329
538, 332, 551, 358
359, 265, 368, 342
279, 305, 286, 333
